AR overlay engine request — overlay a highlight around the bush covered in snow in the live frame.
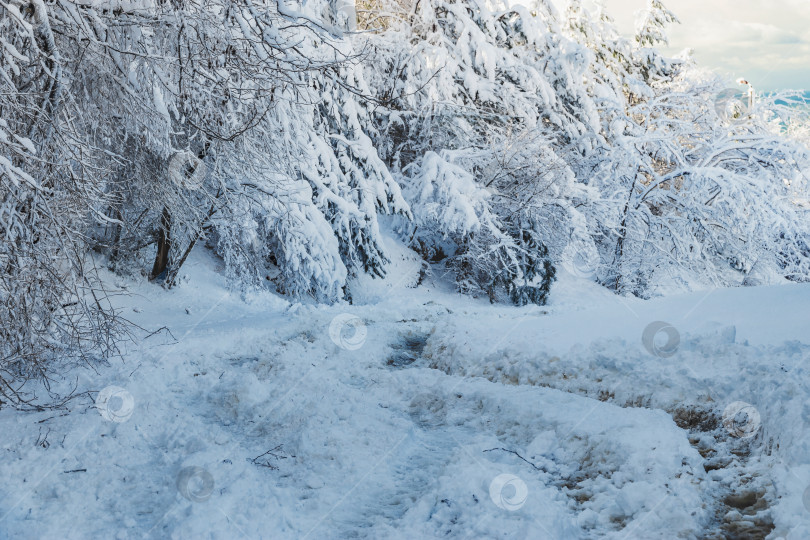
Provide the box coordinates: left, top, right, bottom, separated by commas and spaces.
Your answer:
360, 0, 810, 298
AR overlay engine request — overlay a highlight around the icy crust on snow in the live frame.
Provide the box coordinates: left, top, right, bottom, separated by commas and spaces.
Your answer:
0, 249, 809, 538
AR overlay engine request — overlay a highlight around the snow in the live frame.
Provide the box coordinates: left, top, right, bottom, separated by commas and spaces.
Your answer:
1, 238, 809, 539
405, 151, 496, 238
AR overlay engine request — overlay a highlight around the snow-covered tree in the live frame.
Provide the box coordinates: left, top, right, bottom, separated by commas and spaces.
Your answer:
0, 0, 414, 399
361, 0, 602, 303
590, 73, 810, 295
1, 0, 122, 402
634, 0, 680, 83
55, 0, 411, 300
363, 0, 810, 300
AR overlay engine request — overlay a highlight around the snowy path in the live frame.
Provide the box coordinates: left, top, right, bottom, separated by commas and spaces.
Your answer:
1, 252, 810, 539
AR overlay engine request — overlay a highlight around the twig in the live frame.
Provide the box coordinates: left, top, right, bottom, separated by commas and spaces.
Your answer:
483, 447, 547, 472
37, 413, 69, 424
250, 445, 287, 469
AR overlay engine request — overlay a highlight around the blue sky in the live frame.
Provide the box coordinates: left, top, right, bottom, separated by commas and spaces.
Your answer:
597, 0, 810, 90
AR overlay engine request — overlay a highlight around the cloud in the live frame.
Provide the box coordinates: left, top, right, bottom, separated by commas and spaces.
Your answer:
591, 0, 810, 90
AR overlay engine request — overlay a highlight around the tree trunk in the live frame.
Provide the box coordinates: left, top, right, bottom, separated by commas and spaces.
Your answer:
612, 168, 639, 293
165, 197, 218, 288
110, 206, 123, 264
149, 206, 172, 281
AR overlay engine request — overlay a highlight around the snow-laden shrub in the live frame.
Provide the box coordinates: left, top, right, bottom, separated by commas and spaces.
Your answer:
1, 0, 123, 402
399, 148, 557, 304
0, 0, 415, 399
362, 0, 601, 303
363, 0, 810, 299
37, 0, 411, 301
205, 68, 411, 300
403, 151, 497, 242
588, 72, 810, 295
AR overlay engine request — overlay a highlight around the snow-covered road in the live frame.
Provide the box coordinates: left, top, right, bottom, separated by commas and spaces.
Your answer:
1, 249, 809, 539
